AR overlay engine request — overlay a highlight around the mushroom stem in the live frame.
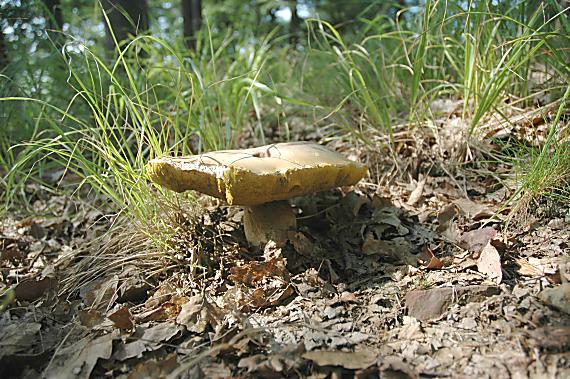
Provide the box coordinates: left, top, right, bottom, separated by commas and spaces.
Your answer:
243, 200, 296, 246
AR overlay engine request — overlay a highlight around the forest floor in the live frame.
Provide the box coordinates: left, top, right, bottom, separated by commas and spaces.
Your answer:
1, 100, 569, 378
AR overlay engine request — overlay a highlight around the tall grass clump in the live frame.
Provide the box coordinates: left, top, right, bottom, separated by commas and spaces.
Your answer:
506, 84, 570, 218
303, 0, 569, 138
1, 15, 287, 239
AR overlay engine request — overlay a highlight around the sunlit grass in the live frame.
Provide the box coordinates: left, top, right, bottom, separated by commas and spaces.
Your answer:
1, 0, 569, 228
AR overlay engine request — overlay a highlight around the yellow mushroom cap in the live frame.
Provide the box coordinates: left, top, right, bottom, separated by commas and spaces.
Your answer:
147, 141, 368, 206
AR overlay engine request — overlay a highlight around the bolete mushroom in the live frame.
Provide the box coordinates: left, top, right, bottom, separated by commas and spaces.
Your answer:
147, 141, 367, 245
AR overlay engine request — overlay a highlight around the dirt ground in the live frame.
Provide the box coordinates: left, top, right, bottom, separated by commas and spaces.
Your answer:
1, 104, 569, 378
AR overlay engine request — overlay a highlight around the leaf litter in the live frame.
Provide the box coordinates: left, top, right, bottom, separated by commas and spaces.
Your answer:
1, 109, 570, 378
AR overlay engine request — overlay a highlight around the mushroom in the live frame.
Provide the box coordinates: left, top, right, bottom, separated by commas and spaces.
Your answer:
147, 141, 367, 245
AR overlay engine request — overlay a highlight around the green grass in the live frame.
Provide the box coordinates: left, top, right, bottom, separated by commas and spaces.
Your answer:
304, 0, 568, 132
507, 84, 570, 217
1, 18, 293, 214
1, 0, 569, 237
0, 13, 299, 278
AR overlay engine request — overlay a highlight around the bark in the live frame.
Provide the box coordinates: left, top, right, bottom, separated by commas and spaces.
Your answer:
0, 28, 7, 71
102, 0, 149, 50
182, 0, 202, 50
289, 0, 300, 45
42, 0, 64, 30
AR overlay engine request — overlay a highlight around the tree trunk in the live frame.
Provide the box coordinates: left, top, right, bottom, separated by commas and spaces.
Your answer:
102, 0, 149, 50
289, 0, 300, 45
0, 27, 7, 71
182, 0, 202, 50
42, 0, 64, 30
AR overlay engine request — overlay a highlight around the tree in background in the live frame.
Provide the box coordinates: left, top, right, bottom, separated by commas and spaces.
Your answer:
101, 0, 149, 50
182, 0, 202, 50
0, 22, 6, 71
42, 0, 64, 30
290, 0, 300, 45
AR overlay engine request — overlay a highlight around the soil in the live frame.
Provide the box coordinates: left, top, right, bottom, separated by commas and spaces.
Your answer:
1, 104, 569, 378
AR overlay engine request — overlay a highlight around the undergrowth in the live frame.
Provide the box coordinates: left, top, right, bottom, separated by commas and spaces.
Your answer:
1, 0, 569, 258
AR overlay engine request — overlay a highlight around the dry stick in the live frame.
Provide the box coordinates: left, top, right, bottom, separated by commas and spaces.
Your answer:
167, 327, 264, 378
427, 154, 468, 198
43, 324, 77, 376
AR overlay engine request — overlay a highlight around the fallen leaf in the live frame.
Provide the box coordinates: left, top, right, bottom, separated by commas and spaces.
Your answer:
229, 257, 290, 286
477, 242, 502, 284
128, 354, 178, 379
0, 322, 42, 358
453, 198, 494, 220
458, 227, 497, 254
407, 177, 426, 206
45, 331, 117, 379
539, 283, 570, 314
108, 306, 134, 330
303, 349, 377, 370
436, 204, 460, 241
112, 322, 183, 361
176, 295, 223, 333
78, 309, 104, 329
14, 277, 57, 301
417, 245, 444, 269
529, 326, 570, 350
238, 344, 305, 376
80, 276, 119, 312
362, 234, 415, 265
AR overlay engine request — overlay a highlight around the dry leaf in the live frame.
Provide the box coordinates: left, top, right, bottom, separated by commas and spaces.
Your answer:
436, 204, 460, 241
238, 344, 305, 376
14, 277, 57, 301
458, 227, 497, 254
0, 322, 41, 358
477, 242, 502, 284
228, 257, 290, 286
128, 354, 178, 379
303, 349, 377, 370
453, 198, 494, 220
417, 245, 444, 269
45, 331, 117, 379
108, 306, 134, 330
539, 283, 570, 314
79, 276, 119, 312
176, 295, 223, 333
78, 309, 104, 329
407, 177, 426, 206
112, 322, 183, 361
